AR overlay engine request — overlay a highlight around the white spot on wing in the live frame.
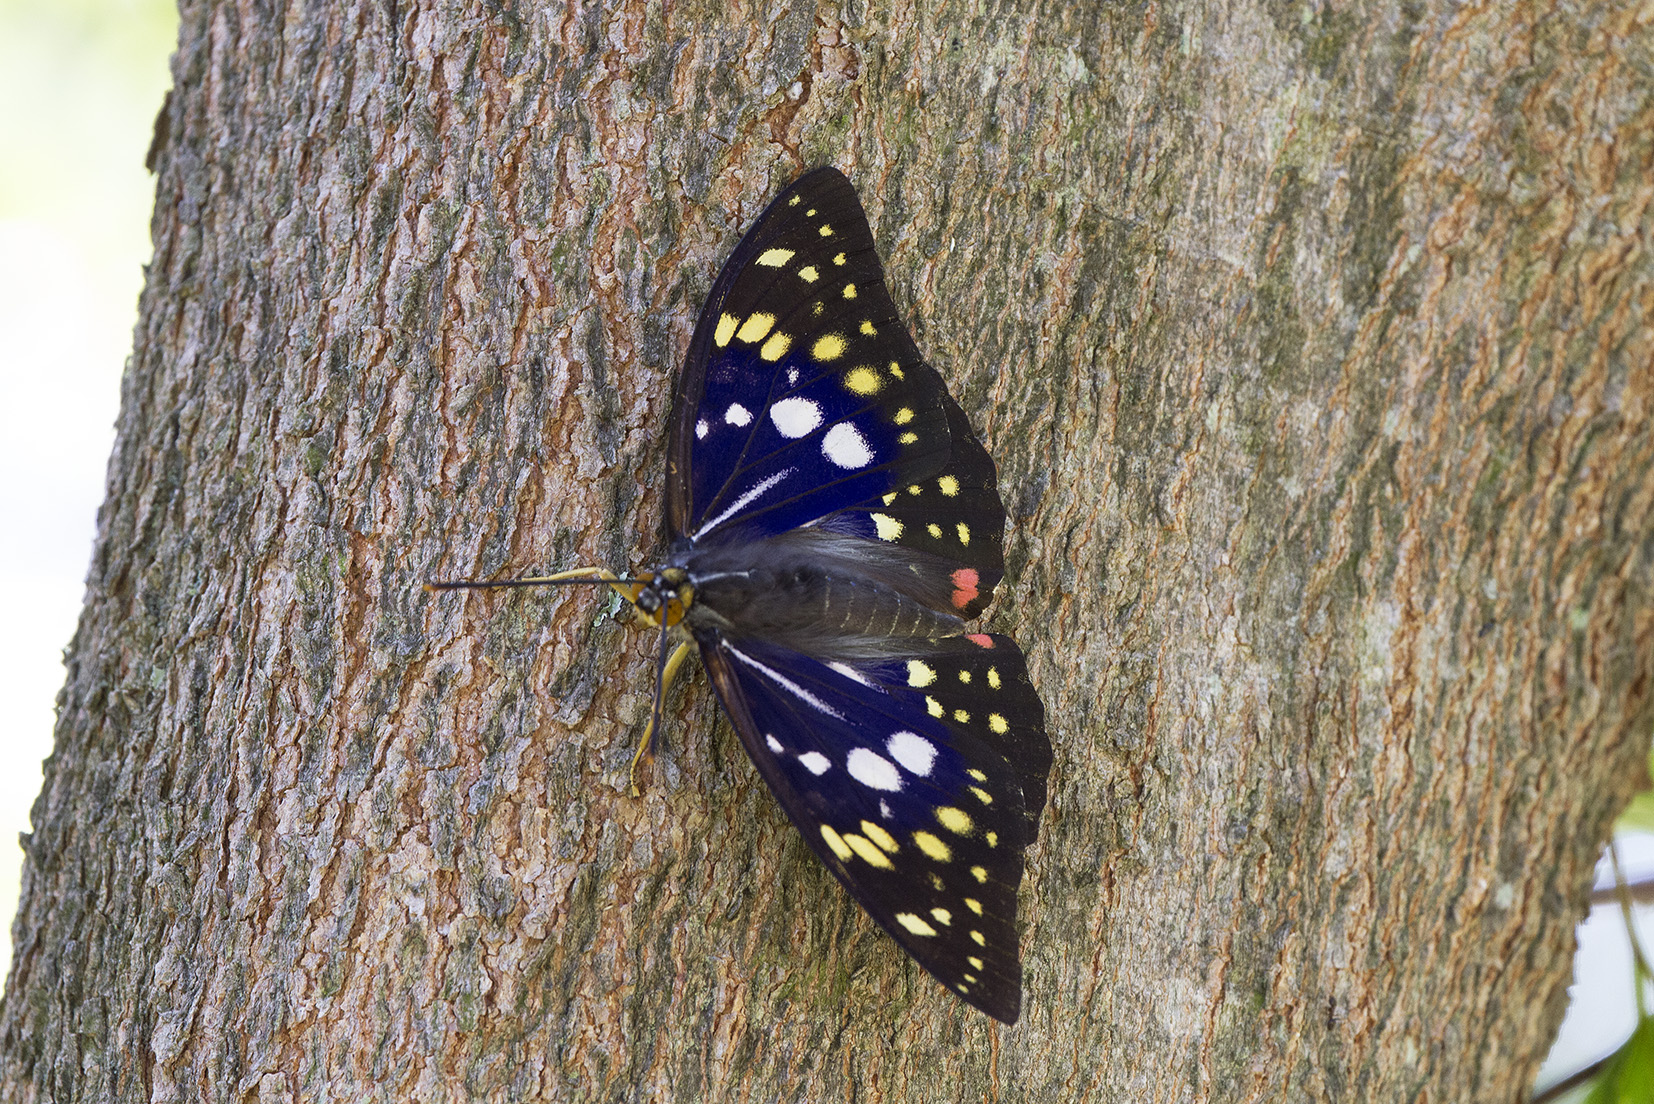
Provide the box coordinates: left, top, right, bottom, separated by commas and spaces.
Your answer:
725, 402, 752, 427
846, 748, 903, 791
766, 734, 783, 753
694, 468, 793, 538
798, 752, 831, 775
695, 419, 708, 439
770, 397, 823, 438
822, 422, 873, 469
886, 731, 937, 777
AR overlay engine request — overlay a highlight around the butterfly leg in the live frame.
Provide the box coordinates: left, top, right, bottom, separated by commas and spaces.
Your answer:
630, 637, 694, 796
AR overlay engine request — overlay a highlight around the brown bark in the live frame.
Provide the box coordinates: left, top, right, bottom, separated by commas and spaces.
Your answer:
3, 0, 1651, 1100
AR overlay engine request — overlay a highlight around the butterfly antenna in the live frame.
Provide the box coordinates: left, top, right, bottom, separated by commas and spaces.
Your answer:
424, 569, 646, 592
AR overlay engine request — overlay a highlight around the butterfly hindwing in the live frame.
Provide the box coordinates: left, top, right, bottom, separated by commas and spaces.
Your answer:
700, 631, 1048, 1023
828, 396, 1008, 618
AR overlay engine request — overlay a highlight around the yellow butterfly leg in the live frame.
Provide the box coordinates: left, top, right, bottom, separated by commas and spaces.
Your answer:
631, 640, 694, 796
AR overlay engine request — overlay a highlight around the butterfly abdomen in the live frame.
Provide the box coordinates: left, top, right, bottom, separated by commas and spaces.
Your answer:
684, 545, 964, 661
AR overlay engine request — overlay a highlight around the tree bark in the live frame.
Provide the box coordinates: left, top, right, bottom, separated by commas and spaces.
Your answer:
4, 0, 1651, 1100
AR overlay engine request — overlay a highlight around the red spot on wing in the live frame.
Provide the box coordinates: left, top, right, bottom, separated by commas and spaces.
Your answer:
966, 633, 994, 648
950, 568, 980, 610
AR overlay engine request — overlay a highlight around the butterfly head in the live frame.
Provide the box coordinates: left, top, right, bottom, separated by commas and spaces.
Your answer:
627, 568, 693, 629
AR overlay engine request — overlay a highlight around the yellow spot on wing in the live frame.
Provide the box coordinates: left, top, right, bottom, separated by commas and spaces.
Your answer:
819, 224, 834, 237
760, 332, 792, 361
798, 265, 819, 282
812, 334, 847, 361
842, 283, 857, 299
833, 252, 846, 264
844, 366, 880, 394
908, 485, 923, 496
860, 321, 875, 335
894, 408, 914, 425
971, 930, 986, 946
968, 955, 984, 970
926, 696, 944, 717
956, 523, 971, 546
899, 432, 918, 444
965, 897, 983, 914
788, 194, 801, 206
971, 865, 988, 883
958, 670, 972, 683
986, 668, 1001, 690
871, 513, 904, 541
970, 786, 992, 805
953, 709, 971, 723
913, 831, 951, 861
861, 820, 898, 853
714, 313, 737, 347
988, 713, 1008, 734
844, 833, 894, 869
736, 312, 776, 343
936, 806, 973, 834
820, 825, 852, 861
931, 908, 952, 925
888, 361, 905, 379
927, 523, 943, 538
906, 660, 937, 687
968, 768, 987, 782
938, 475, 960, 496
881, 492, 898, 505
895, 912, 938, 937
756, 248, 795, 267
985, 831, 998, 847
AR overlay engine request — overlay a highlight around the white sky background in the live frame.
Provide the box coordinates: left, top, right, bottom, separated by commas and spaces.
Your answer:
0, 0, 177, 969
0, 0, 1645, 1091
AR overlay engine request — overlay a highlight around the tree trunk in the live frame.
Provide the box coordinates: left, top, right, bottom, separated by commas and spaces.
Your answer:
4, 0, 1650, 1100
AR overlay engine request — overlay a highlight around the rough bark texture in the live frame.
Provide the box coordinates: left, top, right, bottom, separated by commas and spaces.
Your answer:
3, 0, 1651, 1100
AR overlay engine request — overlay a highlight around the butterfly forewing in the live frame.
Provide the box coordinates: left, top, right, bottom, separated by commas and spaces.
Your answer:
670, 169, 955, 545
701, 633, 1048, 1022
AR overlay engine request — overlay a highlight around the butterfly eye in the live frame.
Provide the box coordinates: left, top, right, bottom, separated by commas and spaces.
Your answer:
635, 589, 662, 614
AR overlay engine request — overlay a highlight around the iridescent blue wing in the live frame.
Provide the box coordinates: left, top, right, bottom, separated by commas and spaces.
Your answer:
667, 168, 1006, 617
701, 632, 1050, 1023
668, 168, 1051, 1022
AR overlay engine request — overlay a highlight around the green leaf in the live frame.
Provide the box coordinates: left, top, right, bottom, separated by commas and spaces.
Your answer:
1615, 747, 1654, 833
1582, 1014, 1654, 1104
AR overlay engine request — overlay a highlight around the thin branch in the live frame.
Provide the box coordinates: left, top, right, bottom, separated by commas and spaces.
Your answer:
1590, 873, 1654, 907
1521, 1052, 1614, 1104
1529, 1048, 1613, 1104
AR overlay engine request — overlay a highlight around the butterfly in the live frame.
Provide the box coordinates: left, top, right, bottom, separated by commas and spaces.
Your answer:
431, 167, 1052, 1023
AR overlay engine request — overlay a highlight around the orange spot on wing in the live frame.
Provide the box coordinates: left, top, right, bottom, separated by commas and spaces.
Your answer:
950, 568, 980, 610
966, 633, 994, 648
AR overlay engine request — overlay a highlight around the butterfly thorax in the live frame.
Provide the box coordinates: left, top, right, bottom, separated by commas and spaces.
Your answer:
644, 530, 966, 662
